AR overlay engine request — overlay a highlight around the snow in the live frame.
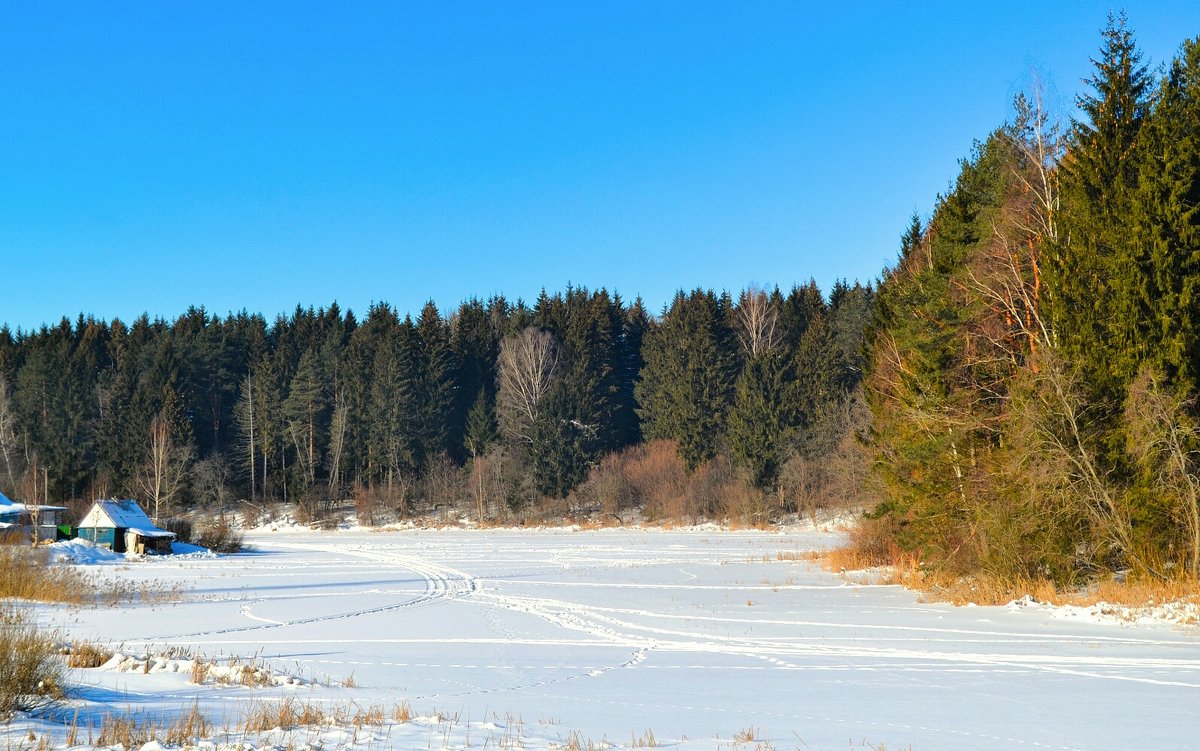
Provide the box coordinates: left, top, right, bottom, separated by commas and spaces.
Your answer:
1007, 592, 1200, 627
169, 540, 215, 557
45, 537, 214, 564
15, 525, 1200, 750
46, 538, 125, 565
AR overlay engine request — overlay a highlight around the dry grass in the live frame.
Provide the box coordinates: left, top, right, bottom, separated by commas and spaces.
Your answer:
0, 546, 92, 605
190, 656, 210, 683
902, 569, 1200, 609
189, 654, 277, 687
0, 545, 180, 607
64, 641, 113, 668
392, 700, 412, 723
351, 704, 386, 727
630, 728, 657, 748
819, 515, 918, 574
81, 698, 425, 751
94, 715, 144, 747
94, 704, 211, 748
775, 549, 819, 562
241, 697, 332, 732
0, 603, 64, 717
240, 697, 419, 732
162, 702, 212, 745
828, 517, 1200, 611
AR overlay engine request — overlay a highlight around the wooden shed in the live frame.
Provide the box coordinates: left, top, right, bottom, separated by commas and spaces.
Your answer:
77, 499, 175, 554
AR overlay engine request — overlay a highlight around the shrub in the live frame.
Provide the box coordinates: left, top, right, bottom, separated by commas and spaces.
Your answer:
823, 514, 911, 572
0, 604, 64, 716
161, 518, 194, 543
195, 519, 244, 553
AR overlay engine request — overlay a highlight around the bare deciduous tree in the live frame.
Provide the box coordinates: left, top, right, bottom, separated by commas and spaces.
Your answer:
965, 81, 1063, 366
735, 287, 779, 358
236, 374, 256, 502
132, 412, 193, 524
497, 327, 559, 444
193, 455, 231, 509
327, 398, 348, 500
1006, 350, 1137, 571
1124, 368, 1200, 579
0, 375, 20, 493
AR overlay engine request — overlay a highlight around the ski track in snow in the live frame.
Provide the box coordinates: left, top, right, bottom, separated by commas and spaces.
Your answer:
51, 529, 1200, 751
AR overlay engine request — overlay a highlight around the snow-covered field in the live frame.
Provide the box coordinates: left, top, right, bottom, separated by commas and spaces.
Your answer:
15, 525, 1200, 750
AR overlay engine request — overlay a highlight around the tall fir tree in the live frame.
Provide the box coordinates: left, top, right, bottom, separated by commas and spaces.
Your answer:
636, 290, 738, 471
1048, 12, 1153, 395
1131, 37, 1200, 391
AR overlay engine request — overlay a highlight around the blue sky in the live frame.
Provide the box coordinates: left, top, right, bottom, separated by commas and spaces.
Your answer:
2, 2, 1197, 331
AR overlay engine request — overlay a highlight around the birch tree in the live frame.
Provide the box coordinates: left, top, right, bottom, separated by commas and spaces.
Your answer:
132, 402, 192, 523
496, 327, 559, 445
0, 375, 20, 492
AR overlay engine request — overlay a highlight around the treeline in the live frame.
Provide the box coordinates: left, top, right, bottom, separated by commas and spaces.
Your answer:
0, 282, 872, 525
866, 16, 1200, 582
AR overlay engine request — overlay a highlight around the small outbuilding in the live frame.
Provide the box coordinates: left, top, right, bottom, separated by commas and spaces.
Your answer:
0, 489, 69, 543
77, 499, 175, 554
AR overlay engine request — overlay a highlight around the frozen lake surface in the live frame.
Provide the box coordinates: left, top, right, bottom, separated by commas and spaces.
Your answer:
26, 526, 1200, 750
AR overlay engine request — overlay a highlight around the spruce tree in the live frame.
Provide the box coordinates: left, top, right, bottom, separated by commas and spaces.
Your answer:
728, 353, 787, 489
463, 387, 497, 458
1131, 38, 1200, 391
1049, 12, 1153, 394
636, 290, 738, 471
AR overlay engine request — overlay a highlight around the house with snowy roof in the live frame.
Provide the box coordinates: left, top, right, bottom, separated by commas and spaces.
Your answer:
0, 488, 69, 543
77, 499, 175, 554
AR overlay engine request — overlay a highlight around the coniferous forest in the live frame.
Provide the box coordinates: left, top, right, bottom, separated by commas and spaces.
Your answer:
2, 16, 1199, 586
0, 283, 873, 527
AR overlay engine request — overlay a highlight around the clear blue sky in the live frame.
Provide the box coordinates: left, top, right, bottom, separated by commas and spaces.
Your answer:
2, 2, 1197, 331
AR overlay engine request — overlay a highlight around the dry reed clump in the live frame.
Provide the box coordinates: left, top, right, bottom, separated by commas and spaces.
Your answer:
190, 656, 210, 684
0, 546, 91, 605
392, 700, 412, 723
240, 698, 404, 731
903, 569, 1200, 609
820, 514, 917, 575
95, 704, 211, 748
189, 654, 278, 687
0, 604, 64, 717
64, 641, 113, 669
351, 704, 385, 727
0, 544, 181, 607
162, 702, 211, 746
774, 549, 819, 562
829, 516, 1200, 610
241, 697, 336, 731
